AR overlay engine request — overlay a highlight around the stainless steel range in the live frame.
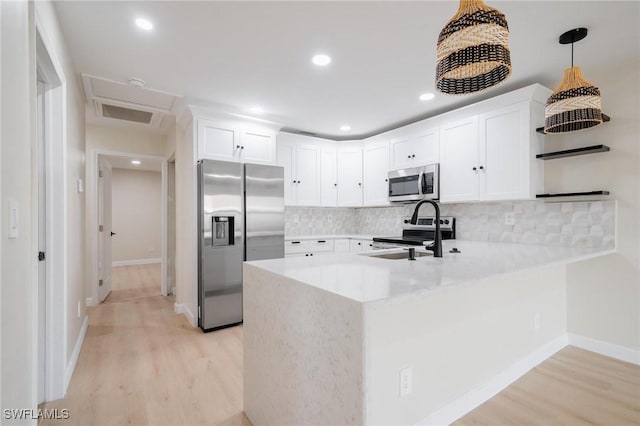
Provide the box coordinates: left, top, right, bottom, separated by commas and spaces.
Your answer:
372, 216, 455, 249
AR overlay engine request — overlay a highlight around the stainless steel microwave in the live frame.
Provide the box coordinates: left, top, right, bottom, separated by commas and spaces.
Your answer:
388, 164, 439, 202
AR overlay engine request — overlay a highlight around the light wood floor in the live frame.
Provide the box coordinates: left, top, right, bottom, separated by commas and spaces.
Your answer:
41, 263, 638, 426
41, 264, 249, 426
454, 346, 640, 426
105, 264, 161, 304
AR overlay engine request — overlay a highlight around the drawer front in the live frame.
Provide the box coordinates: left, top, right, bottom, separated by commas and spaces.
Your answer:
308, 239, 334, 253
285, 240, 311, 254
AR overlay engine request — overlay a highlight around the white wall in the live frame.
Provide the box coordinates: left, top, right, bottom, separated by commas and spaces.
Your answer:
1, 1, 35, 418
174, 118, 197, 325
1, 0, 86, 417
111, 168, 162, 263
85, 124, 167, 303
545, 58, 640, 351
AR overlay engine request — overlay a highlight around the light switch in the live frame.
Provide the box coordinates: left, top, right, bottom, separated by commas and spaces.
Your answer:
8, 198, 19, 239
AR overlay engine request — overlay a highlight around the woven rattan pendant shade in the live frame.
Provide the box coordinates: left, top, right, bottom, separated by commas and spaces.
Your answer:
544, 29, 603, 134
435, 0, 512, 95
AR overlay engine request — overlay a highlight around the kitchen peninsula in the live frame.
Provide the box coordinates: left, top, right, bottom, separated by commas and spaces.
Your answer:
243, 239, 615, 425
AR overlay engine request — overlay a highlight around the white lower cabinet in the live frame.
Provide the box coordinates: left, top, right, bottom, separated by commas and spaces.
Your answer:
333, 239, 350, 254
349, 239, 373, 253
285, 237, 373, 257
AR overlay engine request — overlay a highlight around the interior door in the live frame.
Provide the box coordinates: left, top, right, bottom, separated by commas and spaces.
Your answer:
97, 156, 113, 302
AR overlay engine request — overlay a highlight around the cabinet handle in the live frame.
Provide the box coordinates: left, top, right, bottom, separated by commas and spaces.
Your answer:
317, 240, 326, 243
412, 154, 416, 158
305, 253, 309, 256
334, 183, 337, 187
291, 241, 301, 244
407, 155, 411, 159
358, 182, 362, 186
241, 146, 245, 150
310, 253, 314, 256
472, 167, 477, 171
236, 145, 241, 149
292, 179, 297, 183
358, 242, 361, 245
297, 180, 301, 184
384, 178, 388, 182
479, 166, 484, 170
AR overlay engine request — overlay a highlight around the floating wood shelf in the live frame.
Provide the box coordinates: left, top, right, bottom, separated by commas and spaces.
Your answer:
536, 114, 610, 134
536, 144, 610, 160
536, 191, 610, 199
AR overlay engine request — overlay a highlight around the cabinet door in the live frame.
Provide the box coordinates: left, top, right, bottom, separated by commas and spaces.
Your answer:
240, 129, 277, 165
197, 119, 239, 162
349, 239, 365, 253
412, 127, 440, 166
337, 145, 363, 207
363, 140, 390, 206
320, 146, 338, 207
295, 144, 322, 206
277, 141, 296, 205
439, 116, 479, 202
479, 102, 531, 201
390, 136, 414, 170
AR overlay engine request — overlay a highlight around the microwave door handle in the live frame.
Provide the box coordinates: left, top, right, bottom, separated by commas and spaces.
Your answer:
418, 171, 425, 196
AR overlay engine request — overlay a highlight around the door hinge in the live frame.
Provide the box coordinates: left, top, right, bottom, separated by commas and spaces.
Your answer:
38, 251, 46, 261
99, 279, 103, 287
99, 224, 104, 232
99, 170, 103, 178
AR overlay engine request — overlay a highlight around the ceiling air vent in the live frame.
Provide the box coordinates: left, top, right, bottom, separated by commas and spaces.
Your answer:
101, 104, 153, 124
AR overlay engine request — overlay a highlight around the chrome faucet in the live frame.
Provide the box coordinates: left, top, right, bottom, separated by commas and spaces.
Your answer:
410, 200, 443, 258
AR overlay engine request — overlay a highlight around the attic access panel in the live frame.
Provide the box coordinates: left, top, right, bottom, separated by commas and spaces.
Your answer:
101, 104, 154, 124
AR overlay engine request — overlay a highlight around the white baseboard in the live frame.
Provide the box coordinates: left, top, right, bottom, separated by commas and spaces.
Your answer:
416, 334, 568, 426
174, 303, 197, 327
64, 315, 89, 394
112, 258, 161, 267
568, 333, 640, 365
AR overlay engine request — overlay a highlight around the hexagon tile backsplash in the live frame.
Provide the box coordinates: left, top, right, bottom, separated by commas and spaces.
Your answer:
285, 200, 616, 250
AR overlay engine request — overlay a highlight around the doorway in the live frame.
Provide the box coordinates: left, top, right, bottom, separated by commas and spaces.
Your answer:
95, 153, 167, 304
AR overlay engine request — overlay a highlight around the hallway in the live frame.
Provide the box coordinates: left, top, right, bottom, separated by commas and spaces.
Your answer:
105, 264, 162, 304
40, 264, 249, 426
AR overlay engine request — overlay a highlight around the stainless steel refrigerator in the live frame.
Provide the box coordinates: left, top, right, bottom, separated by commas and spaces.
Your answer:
197, 159, 284, 332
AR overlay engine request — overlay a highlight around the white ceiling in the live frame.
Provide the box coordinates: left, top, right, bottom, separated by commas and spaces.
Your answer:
54, 1, 640, 139
102, 155, 163, 172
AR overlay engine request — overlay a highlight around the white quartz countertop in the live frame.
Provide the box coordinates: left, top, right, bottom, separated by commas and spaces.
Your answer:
246, 240, 615, 304
285, 234, 377, 241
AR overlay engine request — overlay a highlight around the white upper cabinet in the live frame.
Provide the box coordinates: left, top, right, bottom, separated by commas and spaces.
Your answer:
196, 115, 277, 165
295, 144, 322, 206
439, 99, 544, 203
320, 145, 338, 207
239, 128, 277, 165
276, 134, 321, 206
198, 119, 239, 162
479, 102, 533, 201
390, 126, 439, 170
439, 116, 480, 203
363, 139, 390, 206
337, 144, 363, 207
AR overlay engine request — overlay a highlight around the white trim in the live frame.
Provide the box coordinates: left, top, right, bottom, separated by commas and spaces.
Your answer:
85, 297, 96, 307
416, 335, 568, 426
161, 159, 168, 296
112, 258, 161, 267
34, 12, 68, 405
90, 150, 168, 306
174, 303, 196, 327
64, 316, 88, 393
568, 333, 640, 365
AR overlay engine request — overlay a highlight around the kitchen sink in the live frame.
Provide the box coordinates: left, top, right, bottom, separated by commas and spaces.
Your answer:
364, 251, 432, 260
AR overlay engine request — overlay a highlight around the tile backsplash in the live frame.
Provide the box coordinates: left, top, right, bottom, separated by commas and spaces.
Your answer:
286, 200, 616, 249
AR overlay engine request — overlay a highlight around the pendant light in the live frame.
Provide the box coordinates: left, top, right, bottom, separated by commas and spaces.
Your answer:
544, 28, 603, 134
435, 0, 512, 95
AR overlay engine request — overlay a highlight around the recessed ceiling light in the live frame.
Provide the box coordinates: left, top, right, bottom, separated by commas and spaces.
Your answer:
312, 54, 332, 66
340, 125, 351, 131
131, 160, 141, 165
249, 106, 264, 114
135, 18, 153, 31
419, 92, 435, 101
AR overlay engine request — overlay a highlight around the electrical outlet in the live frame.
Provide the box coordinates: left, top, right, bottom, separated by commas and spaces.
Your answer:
399, 367, 412, 398
534, 312, 540, 330
293, 215, 300, 224
504, 212, 515, 226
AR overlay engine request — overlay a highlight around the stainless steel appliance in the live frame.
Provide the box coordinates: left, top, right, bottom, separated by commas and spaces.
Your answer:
372, 215, 455, 248
197, 159, 284, 332
388, 164, 439, 202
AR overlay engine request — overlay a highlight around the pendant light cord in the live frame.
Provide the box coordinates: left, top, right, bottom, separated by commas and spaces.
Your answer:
571, 42, 574, 67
